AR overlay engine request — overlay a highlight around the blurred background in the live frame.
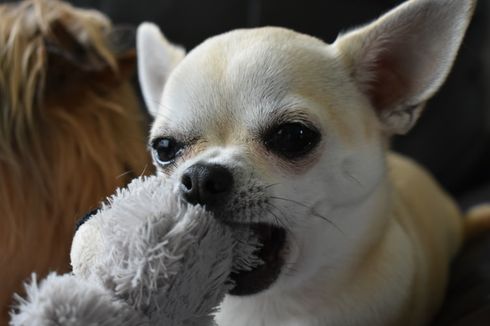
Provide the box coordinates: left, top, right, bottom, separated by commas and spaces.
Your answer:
26, 0, 490, 208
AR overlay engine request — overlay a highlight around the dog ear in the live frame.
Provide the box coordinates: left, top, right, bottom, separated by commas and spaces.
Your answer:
44, 19, 138, 96
137, 23, 186, 117
334, 0, 475, 135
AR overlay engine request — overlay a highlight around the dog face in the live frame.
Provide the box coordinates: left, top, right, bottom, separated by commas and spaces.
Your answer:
141, 29, 389, 295
138, 0, 475, 296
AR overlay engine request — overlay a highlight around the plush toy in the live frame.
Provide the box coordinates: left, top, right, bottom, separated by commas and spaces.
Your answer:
9, 176, 261, 326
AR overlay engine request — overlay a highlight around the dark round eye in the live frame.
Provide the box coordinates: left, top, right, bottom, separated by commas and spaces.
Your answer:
151, 137, 183, 165
263, 122, 321, 159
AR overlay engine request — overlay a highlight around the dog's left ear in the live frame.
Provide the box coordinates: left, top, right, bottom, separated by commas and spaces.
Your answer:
137, 23, 186, 117
334, 0, 476, 135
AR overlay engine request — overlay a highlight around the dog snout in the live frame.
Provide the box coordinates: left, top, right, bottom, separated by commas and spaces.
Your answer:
180, 163, 234, 207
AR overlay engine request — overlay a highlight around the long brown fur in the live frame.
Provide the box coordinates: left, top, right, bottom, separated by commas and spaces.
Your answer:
0, 0, 151, 323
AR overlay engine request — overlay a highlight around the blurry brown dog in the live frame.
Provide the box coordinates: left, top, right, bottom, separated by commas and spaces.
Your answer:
0, 0, 151, 322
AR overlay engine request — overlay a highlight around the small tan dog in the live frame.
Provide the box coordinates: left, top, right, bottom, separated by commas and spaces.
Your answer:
0, 0, 150, 322
136, 0, 482, 325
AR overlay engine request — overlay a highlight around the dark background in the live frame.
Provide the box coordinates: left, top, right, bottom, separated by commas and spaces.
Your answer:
48, 0, 490, 207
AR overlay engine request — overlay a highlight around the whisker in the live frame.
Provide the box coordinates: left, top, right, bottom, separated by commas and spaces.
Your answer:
345, 171, 363, 188
269, 196, 310, 209
265, 206, 284, 229
270, 202, 295, 229
149, 98, 172, 111
116, 170, 132, 179
139, 164, 149, 177
269, 196, 343, 234
265, 202, 292, 230
264, 183, 280, 190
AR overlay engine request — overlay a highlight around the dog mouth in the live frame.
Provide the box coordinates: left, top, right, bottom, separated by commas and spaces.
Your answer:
229, 223, 287, 296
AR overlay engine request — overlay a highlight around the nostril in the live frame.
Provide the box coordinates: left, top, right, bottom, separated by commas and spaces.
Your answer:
181, 173, 193, 191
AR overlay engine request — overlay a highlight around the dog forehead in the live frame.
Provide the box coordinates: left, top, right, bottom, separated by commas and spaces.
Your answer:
154, 27, 343, 138
178, 27, 334, 92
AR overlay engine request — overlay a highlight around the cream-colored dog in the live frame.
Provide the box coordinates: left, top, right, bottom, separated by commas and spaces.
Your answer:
137, 0, 476, 325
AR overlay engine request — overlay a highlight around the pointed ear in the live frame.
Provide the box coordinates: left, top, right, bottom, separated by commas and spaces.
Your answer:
334, 0, 476, 134
137, 23, 185, 116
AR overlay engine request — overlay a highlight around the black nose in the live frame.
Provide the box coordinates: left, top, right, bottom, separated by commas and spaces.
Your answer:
180, 163, 234, 207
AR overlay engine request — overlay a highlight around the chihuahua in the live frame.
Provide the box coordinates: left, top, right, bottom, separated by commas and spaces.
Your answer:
137, 0, 478, 325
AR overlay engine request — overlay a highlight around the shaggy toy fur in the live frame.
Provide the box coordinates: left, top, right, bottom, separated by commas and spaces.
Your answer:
9, 176, 260, 326
0, 0, 150, 322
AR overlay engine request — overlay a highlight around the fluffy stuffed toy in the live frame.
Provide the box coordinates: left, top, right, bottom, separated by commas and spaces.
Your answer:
9, 176, 261, 326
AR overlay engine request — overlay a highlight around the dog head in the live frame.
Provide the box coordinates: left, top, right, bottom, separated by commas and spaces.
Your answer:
138, 0, 475, 296
0, 0, 150, 296
0, 0, 139, 155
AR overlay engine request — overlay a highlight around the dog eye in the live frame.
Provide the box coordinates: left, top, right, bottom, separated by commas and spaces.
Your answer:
151, 137, 183, 165
263, 122, 320, 159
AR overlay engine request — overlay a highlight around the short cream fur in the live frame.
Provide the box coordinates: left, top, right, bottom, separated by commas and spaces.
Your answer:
137, 0, 476, 325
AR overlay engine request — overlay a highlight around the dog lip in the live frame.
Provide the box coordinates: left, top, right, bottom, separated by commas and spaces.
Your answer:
228, 223, 286, 296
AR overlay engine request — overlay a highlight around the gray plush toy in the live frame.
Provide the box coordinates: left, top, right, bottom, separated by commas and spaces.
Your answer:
9, 176, 261, 326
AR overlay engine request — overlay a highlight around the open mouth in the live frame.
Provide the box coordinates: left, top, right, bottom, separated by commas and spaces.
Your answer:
229, 223, 287, 296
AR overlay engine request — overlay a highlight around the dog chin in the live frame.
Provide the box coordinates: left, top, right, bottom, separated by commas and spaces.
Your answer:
229, 223, 287, 296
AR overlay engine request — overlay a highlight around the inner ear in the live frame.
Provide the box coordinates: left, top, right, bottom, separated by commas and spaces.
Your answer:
335, 0, 476, 135
370, 50, 412, 112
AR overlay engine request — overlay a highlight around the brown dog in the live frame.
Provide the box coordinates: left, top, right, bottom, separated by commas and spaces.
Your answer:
0, 0, 150, 322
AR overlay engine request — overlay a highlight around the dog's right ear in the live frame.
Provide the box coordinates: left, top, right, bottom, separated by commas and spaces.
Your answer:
137, 23, 186, 117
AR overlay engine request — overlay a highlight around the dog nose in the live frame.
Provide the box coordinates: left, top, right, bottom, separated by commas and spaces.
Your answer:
180, 163, 234, 207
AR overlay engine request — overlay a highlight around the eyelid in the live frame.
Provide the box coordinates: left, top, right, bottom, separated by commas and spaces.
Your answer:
259, 116, 320, 141
150, 136, 202, 169
151, 148, 181, 167
260, 107, 319, 130
150, 134, 200, 147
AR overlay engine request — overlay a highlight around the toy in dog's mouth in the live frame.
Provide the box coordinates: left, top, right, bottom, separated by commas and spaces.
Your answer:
229, 223, 287, 296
